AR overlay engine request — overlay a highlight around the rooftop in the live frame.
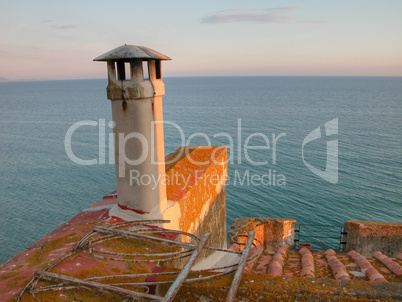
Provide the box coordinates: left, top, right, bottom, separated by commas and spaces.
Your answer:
93, 45, 171, 61
1, 190, 401, 301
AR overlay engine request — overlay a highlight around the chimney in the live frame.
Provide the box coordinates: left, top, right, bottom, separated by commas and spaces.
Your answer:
94, 45, 171, 218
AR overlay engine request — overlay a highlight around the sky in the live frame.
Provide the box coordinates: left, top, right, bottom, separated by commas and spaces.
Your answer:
0, 0, 401, 81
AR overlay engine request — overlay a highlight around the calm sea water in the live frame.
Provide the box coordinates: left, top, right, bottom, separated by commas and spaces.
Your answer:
0, 77, 401, 264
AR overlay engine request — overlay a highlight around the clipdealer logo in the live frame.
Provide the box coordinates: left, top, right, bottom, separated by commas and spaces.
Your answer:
64, 118, 339, 186
302, 118, 338, 184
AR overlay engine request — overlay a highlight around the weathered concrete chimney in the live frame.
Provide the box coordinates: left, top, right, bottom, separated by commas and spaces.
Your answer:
94, 45, 171, 218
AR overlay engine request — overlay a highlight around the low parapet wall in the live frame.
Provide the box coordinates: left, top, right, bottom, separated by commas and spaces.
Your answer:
343, 220, 402, 257
228, 217, 296, 252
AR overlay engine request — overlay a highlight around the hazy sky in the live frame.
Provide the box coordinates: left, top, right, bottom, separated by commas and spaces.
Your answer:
1, 0, 401, 80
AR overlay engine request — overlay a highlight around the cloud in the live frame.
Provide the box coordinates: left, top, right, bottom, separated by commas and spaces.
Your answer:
51, 25, 78, 30
217, 7, 299, 14
201, 7, 300, 24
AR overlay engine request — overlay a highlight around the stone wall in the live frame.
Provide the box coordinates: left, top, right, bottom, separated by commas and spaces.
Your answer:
164, 146, 228, 257
343, 220, 402, 257
228, 217, 296, 252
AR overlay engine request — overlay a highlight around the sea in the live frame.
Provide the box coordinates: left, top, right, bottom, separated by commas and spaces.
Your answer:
0, 76, 401, 264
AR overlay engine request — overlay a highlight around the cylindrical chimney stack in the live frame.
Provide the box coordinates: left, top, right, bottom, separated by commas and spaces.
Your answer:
94, 45, 170, 217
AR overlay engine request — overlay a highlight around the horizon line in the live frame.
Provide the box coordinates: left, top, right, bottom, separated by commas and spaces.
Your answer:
2, 74, 402, 83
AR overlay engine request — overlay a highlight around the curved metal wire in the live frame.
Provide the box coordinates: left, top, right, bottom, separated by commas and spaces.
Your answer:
86, 228, 201, 262
16, 221, 262, 302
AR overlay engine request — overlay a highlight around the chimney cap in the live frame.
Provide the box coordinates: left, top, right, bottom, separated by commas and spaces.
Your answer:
94, 45, 171, 61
